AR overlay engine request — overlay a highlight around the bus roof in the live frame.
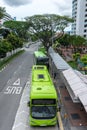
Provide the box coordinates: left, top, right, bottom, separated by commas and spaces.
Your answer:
30, 65, 57, 99
32, 65, 50, 82
30, 83, 57, 99
34, 51, 47, 58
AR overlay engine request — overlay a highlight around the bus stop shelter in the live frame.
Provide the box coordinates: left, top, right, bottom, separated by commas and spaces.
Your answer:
62, 68, 87, 112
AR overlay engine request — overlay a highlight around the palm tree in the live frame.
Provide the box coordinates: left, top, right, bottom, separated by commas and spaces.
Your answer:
0, 7, 6, 19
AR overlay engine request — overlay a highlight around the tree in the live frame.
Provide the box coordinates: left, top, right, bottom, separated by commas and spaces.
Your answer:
6, 33, 23, 50
25, 14, 73, 50
57, 34, 86, 50
0, 28, 11, 38
0, 39, 12, 58
58, 34, 70, 46
4, 21, 29, 41
0, 7, 6, 19
69, 35, 86, 53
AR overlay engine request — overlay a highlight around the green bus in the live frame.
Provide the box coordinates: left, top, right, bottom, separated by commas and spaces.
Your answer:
29, 65, 58, 126
33, 51, 49, 68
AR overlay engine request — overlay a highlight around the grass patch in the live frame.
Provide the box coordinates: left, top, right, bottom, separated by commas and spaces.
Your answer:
0, 49, 25, 70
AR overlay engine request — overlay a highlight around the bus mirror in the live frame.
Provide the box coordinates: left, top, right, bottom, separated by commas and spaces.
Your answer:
27, 101, 30, 107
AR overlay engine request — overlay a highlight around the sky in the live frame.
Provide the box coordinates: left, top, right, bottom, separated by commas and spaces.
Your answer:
0, 0, 72, 21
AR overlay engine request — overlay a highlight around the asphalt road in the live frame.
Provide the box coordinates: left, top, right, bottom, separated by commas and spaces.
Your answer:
0, 43, 38, 130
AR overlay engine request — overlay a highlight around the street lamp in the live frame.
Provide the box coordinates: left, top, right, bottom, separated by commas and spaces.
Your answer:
51, 20, 54, 45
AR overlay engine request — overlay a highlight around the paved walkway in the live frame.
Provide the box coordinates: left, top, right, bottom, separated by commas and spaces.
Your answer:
55, 80, 87, 130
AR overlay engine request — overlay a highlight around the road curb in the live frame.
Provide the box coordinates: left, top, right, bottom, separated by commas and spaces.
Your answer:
12, 81, 30, 130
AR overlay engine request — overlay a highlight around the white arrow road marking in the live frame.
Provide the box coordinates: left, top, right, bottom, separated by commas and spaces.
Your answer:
13, 78, 20, 86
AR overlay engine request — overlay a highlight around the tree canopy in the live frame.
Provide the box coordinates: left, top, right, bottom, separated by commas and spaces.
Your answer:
25, 14, 73, 49
4, 21, 29, 41
0, 7, 6, 19
58, 34, 86, 47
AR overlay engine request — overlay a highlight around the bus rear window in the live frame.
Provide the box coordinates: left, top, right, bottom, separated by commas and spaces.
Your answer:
32, 99, 56, 105
34, 66, 44, 70
37, 57, 49, 62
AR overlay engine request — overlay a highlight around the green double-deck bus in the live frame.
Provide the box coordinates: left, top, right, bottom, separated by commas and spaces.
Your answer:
33, 51, 49, 68
29, 65, 58, 126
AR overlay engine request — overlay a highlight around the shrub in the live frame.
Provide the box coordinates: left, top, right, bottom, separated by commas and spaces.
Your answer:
81, 54, 87, 65
0, 40, 12, 58
7, 33, 23, 50
72, 53, 80, 61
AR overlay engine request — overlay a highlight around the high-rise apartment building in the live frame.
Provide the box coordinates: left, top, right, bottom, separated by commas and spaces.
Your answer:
72, 0, 87, 38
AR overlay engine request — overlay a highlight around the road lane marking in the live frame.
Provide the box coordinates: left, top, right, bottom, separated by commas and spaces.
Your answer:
12, 122, 28, 129
17, 111, 29, 115
0, 64, 9, 72
4, 86, 22, 94
13, 78, 20, 86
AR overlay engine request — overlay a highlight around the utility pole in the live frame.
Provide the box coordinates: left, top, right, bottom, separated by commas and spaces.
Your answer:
51, 19, 54, 45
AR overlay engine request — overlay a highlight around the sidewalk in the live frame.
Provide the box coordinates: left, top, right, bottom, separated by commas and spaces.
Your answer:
53, 75, 87, 130
57, 84, 87, 130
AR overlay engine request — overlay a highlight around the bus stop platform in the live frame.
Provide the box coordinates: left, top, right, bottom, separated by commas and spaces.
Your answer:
57, 85, 87, 130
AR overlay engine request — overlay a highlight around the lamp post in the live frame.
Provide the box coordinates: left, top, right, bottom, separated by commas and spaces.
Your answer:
51, 20, 54, 45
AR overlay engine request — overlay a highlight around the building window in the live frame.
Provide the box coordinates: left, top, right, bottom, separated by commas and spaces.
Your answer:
84, 35, 86, 37
85, 14, 87, 17
84, 24, 87, 27
84, 29, 87, 32
85, 19, 87, 22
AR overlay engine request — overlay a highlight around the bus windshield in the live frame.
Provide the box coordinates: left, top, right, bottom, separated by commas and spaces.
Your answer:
37, 57, 49, 64
31, 106, 56, 119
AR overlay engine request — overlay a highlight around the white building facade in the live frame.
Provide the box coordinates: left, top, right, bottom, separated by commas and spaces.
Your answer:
72, 0, 87, 38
